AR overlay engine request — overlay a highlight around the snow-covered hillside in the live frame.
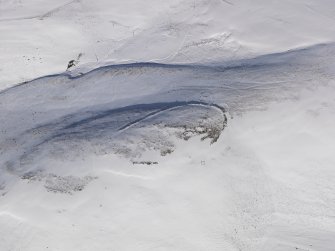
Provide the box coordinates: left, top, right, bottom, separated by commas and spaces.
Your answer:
1, 1, 335, 251
1, 43, 335, 250
1, 0, 335, 89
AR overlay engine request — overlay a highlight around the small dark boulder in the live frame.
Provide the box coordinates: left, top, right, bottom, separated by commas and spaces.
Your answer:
67, 60, 76, 70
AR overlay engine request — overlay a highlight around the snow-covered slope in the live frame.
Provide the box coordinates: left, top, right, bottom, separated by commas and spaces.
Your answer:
1, 0, 335, 89
1, 0, 335, 250
1, 42, 335, 250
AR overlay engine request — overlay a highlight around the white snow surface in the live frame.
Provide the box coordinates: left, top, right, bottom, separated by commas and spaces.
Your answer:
1, 0, 335, 89
1, 1, 335, 251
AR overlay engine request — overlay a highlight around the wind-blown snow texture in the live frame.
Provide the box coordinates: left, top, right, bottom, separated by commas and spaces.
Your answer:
1, 1, 335, 251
